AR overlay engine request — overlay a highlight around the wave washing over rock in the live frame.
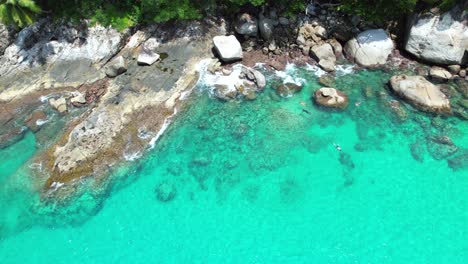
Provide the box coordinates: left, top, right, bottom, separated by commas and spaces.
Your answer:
0, 2, 467, 262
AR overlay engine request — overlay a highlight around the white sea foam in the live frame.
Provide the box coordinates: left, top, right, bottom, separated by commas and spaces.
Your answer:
274, 63, 305, 86
336, 64, 355, 76
50, 181, 64, 190
149, 108, 178, 149
305, 64, 327, 77
28, 162, 43, 171
123, 150, 142, 161
36, 118, 49, 126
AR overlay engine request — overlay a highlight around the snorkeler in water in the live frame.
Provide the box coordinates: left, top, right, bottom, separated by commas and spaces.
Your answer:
333, 142, 342, 152
302, 109, 311, 115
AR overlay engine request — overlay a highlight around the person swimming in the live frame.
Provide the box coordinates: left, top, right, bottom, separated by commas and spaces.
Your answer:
333, 142, 342, 152
302, 108, 311, 115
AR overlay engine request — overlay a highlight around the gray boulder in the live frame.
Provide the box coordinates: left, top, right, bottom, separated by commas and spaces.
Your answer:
405, 5, 468, 65
213, 35, 243, 62
389, 75, 450, 113
235, 13, 258, 36
105, 56, 127, 77
344, 29, 394, 66
258, 16, 275, 41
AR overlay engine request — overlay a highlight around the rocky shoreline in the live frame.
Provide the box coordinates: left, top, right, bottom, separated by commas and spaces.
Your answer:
0, 2, 466, 202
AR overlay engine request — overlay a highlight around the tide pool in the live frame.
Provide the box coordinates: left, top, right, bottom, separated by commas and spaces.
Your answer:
0, 66, 467, 263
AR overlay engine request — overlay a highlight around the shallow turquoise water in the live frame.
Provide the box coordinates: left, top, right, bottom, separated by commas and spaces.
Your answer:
0, 67, 467, 263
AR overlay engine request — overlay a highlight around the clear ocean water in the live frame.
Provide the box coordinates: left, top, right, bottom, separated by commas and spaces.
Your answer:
0, 66, 467, 263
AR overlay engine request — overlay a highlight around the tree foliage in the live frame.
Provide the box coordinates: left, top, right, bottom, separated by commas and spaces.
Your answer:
0, 0, 41, 28
0, 0, 461, 29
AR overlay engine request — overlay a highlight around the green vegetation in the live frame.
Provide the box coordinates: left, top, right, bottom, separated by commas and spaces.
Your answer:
0, 0, 41, 28
0, 0, 461, 29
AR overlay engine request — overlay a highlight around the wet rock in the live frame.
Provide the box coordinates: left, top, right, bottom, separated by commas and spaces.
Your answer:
105, 56, 127, 77
430, 66, 452, 82
241, 67, 266, 90
427, 135, 458, 160
214, 84, 237, 101
405, 4, 467, 65
344, 29, 394, 66
275, 83, 302, 97
319, 59, 335, 72
389, 75, 450, 113
447, 149, 468, 171
314, 87, 349, 109
213, 35, 243, 62
49, 97, 67, 113
24, 111, 47, 132
235, 13, 258, 36
155, 181, 177, 202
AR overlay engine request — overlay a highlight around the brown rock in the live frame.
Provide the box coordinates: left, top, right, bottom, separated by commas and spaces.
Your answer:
314, 87, 349, 109
276, 83, 302, 97
24, 111, 47, 132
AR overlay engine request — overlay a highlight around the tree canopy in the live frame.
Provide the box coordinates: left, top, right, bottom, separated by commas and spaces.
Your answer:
0, 0, 460, 29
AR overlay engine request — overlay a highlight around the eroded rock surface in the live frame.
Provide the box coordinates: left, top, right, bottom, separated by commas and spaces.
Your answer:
344, 29, 394, 67
314, 87, 348, 109
405, 4, 468, 65
390, 75, 451, 113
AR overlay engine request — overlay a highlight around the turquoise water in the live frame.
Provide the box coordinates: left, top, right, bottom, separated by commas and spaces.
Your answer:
0, 67, 467, 263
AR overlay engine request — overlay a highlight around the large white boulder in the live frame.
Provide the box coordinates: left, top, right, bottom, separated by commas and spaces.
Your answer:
405, 6, 468, 65
389, 75, 450, 113
344, 29, 394, 66
213, 35, 243, 62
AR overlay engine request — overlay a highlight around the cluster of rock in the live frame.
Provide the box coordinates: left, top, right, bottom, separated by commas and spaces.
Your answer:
206, 59, 266, 101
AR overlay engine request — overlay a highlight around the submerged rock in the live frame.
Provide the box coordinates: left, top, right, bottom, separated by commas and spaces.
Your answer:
389, 75, 450, 113
427, 135, 458, 160
344, 29, 394, 67
213, 35, 243, 62
155, 181, 177, 202
447, 149, 468, 171
314, 87, 349, 109
275, 83, 302, 97
410, 142, 425, 162
24, 111, 47, 132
